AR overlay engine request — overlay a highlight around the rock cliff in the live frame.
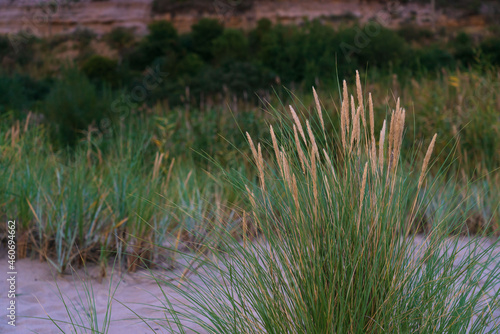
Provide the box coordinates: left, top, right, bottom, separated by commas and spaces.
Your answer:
0, 0, 493, 37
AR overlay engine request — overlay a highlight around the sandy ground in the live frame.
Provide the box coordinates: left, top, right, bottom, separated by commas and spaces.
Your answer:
1, 236, 499, 333
0, 253, 212, 334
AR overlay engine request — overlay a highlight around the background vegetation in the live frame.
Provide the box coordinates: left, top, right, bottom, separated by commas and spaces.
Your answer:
0, 19, 499, 274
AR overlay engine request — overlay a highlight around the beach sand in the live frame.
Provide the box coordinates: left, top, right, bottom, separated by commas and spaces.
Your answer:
0, 252, 210, 334
1, 236, 499, 333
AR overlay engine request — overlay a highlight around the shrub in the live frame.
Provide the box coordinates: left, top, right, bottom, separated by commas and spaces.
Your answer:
104, 27, 135, 52
356, 26, 409, 69
412, 46, 455, 72
302, 20, 338, 85
146, 20, 178, 46
190, 18, 224, 61
81, 55, 119, 86
258, 24, 306, 84
480, 37, 500, 66
127, 21, 178, 70
72, 28, 96, 49
42, 68, 112, 146
248, 18, 273, 53
397, 25, 434, 42
451, 32, 476, 66
212, 29, 249, 62
0, 73, 50, 114
0, 33, 35, 66
199, 61, 273, 98
0, 35, 10, 61
173, 52, 205, 78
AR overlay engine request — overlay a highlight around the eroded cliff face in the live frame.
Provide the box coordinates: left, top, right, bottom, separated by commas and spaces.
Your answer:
0, 0, 152, 36
0, 0, 490, 37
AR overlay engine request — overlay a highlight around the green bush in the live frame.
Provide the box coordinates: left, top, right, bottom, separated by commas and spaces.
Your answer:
201, 61, 273, 98
302, 20, 338, 85
81, 55, 119, 86
190, 18, 224, 61
72, 28, 96, 49
0, 35, 10, 60
397, 25, 434, 42
481, 37, 500, 66
0, 33, 35, 66
258, 24, 306, 84
104, 27, 135, 52
412, 46, 455, 72
212, 29, 249, 62
127, 21, 179, 70
3, 19, 500, 112
174, 52, 205, 78
248, 18, 273, 53
42, 68, 112, 146
451, 32, 476, 66
356, 26, 409, 69
0, 73, 50, 114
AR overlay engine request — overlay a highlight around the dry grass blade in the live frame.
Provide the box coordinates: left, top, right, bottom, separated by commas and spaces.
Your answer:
350, 95, 356, 125
294, 124, 307, 173
281, 150, 292, 187
323, 148, 338, 183
306, 120, 319, 159
290, 105, 307, 143
369, 93, 377, 170
357, 162, 369, 232
418, 133, 437, 189
152, 152, 164, 180
341, 80, 349, 150
246, 131, 258, 162
350, 105, 361, 153
313, 87, 325, 135
378, 120, 386, 170
257, 143, 265, 190
356, 70, 366, 129
270, 125, 282, 172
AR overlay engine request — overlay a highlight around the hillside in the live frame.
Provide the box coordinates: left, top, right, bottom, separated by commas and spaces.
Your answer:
0, 0, 497, 37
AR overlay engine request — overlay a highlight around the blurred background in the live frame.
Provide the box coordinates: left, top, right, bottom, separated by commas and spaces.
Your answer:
0, 0, 499, 273
1, 0, 500, 147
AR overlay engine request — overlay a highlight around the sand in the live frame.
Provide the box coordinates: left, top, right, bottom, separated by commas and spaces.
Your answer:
0, 252, 211, 334
1, 237, 499, 333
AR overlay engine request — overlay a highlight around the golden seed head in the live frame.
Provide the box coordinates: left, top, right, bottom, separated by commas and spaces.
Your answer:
290, 105, 307, 143
246, 132, 258, 162
418, 133, 437, 189
270, 125, 282, 172
294, 124, 307, 173
379, 120, 386, 169
356, 70, 366, 129
306, 120, 319, 157
313, 87, 325, 133
343, 80, 350, 130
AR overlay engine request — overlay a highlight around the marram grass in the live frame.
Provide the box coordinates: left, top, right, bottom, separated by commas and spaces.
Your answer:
0, 113, 244, 275
142, 72, 500, 333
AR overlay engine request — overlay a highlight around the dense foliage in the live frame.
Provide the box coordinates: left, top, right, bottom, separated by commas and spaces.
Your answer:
1, 19, 500, 146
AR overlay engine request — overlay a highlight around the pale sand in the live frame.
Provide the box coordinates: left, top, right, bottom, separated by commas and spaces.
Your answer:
0, 252, 211, 334
1, 237, 499, 333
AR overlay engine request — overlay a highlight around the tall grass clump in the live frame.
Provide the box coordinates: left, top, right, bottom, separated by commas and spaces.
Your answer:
150, 72, 500, 333
0, 110, 243, 275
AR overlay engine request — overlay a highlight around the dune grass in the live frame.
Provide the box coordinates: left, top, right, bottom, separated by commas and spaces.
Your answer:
1, 70, 499, 332
130, 72, 500, 333
0, 111, 245, 274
